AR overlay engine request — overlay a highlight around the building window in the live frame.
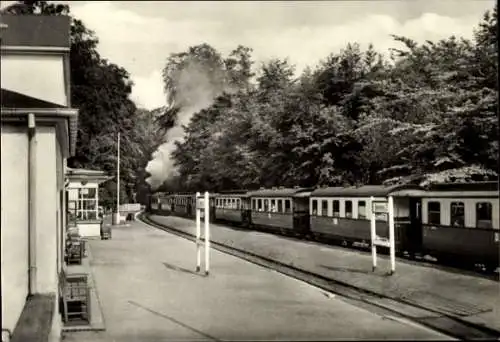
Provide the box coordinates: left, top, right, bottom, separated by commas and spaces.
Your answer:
345, 200, 353, 218
285, 199, 291, 213
68, 187, 98, 221
476, 202, 492, 228
270, 199, 277, 212
428, 202, 441, 225
450, 202, 465, 227
333, 200, 340, 217
312, 200, 318, 215
321, 200, 328, 217
358, 201, 366, 219
277, 199, 283, 213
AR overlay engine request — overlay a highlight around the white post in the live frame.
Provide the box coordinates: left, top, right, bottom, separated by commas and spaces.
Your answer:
196, 192, 201, 272
370, 196, 377, 271
95, 185, 99, 219
114, 132, 121, 225
388, 196, 396, 275
204, 191, 210, 275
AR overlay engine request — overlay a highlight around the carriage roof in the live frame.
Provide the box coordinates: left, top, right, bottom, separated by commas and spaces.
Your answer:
247, 187, 314, 198
311, 184, 423, 197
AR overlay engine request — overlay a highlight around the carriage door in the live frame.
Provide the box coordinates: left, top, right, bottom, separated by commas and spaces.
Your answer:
293, 196, 310, 234
408, 198, 423, 253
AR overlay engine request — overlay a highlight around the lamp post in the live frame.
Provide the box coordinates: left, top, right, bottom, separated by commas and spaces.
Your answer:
113, 132, 121, 225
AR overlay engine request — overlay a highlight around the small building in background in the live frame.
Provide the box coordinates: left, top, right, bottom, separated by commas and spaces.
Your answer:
66, 168, 113, 238
1, 14, 77, 342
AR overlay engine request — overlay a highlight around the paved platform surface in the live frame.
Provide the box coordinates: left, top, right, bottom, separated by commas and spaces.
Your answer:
62, 219, 451, 341
147, 215, 500, 334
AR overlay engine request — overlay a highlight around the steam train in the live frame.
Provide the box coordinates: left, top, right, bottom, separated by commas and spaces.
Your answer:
147, 182, 499, 272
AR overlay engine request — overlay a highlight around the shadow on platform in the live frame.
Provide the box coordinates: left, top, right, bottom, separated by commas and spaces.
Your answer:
162, 262, 207, 277
318, 264, 391, 277
128, 300, 221, 341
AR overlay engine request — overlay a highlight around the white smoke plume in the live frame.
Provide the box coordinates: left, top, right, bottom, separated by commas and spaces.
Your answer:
145, 59, 231, 190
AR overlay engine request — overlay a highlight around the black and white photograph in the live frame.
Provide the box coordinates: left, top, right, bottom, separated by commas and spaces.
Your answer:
0, 1, 498, 341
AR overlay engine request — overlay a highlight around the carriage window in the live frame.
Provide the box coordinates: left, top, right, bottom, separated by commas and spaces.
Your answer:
312, 200, 318, 215
237, 199, 241, 209
358, 201, 366, 219
321, 200, 328, 217
285, 200, 291, 213
264, 199, 269, 212
450, 202, 465, 227
476, 202, 492, 228
345, 201, 353, 218
232, 199, 236, 209
332, 200, 340, 217
258, 199, 263, 211
277, 199, 283, 213
252, 199, 256, 211
270, 199, 276, 212
428, 202, 441, 225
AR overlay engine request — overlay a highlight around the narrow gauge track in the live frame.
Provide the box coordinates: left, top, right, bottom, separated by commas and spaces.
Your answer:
139, 213, 500, 341
150, 209, 499, 280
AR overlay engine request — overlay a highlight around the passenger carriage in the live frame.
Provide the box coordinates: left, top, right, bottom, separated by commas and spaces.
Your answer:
149, 193, 160, 212
309, 184, 423, 252
170, 193, 196, 218
247, 187, 313, 235
214, 190, 249, 226
395, 182, 499, 270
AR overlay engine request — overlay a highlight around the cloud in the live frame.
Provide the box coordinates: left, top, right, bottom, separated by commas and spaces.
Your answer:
130, 70, 166, 110
69, 1, 490, 111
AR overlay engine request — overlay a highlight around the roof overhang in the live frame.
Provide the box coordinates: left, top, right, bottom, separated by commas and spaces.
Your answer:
1, 103, 78, 158
66, 168, 113, 185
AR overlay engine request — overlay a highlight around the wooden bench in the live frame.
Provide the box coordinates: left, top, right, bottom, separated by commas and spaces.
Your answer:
59, 270, 91, 325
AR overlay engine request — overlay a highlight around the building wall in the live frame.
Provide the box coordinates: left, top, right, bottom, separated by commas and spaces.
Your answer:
35, 125, 59, 294
1, 53, 67, 106
1, 124, 30, 333
56, 137, 64, 273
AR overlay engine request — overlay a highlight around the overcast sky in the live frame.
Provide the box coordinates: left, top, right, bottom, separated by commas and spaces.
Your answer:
2, 0, 495, 110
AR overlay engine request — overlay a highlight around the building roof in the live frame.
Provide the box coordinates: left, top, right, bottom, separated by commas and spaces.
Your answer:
1, 88, 66, 108
0, 14, 71, 48
66, 168, 113, 185
1, 90, 79, 157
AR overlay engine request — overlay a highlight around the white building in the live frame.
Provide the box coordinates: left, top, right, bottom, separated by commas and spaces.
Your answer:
1, 14, 77, 342
66, 168, 112, 238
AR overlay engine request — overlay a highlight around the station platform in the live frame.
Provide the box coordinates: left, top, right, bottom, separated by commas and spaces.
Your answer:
147, 214, 500, 336
62, 218, 452, 341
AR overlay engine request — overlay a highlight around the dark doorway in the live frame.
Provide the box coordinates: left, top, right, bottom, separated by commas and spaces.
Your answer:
407, 198, 423, 256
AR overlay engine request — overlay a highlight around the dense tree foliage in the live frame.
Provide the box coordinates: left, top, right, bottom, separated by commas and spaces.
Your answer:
5, 2, 497, 196
156, 6, 498, 192
3, 1, 167, 205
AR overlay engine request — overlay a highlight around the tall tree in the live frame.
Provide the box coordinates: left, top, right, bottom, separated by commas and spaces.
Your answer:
4, 1, 150, 204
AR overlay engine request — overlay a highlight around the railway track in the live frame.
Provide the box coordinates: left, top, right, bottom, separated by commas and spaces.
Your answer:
150, 210, 499, 279
138, 212, 500, 341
